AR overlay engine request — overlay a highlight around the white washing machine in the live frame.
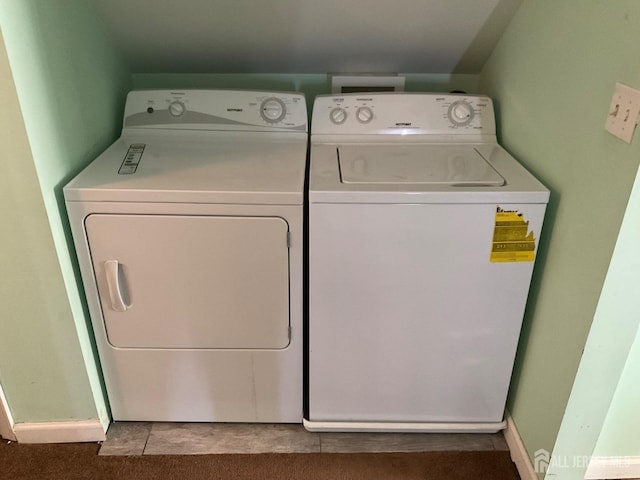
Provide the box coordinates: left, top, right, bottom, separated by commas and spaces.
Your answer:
305, 93, 549, 432
65, 89, 307, 422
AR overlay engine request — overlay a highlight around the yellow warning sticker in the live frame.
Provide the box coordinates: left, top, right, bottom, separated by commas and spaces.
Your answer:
490, 207, 536, 263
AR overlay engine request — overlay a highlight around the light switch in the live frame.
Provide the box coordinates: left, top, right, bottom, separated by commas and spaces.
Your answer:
605, 82, 640, 144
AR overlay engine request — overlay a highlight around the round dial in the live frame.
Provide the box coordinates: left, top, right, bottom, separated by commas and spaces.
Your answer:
447, 100, 474, 126
168, 101, 186, 118
330, 107, 347, 124
356, 106, 373, 124
260, 98, 286, 123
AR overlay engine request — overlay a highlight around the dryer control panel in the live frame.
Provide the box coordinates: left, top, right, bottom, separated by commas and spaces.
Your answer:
123, 90, 307, 132
312, 93, 496, 136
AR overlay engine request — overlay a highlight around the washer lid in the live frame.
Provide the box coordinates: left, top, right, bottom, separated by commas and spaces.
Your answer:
338, 145, 505, 186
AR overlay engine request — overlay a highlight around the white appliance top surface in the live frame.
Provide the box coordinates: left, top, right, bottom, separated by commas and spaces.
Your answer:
65, 130, 307, 205
339, 145, 505, 186
65, 90, 308, 205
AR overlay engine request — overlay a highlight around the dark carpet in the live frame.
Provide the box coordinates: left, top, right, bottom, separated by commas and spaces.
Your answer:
0, 439, 520, 480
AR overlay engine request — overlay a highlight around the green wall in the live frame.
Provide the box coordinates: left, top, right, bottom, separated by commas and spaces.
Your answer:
479, 0, 640, 470
0, 1, 130, 425
0, 28, 97, 424
592, 324, 640, 458
548, 155, 640, 478
548, 151, 640, 476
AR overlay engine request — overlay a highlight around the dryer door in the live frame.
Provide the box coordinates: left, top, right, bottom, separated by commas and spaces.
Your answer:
85, 214, 290, 349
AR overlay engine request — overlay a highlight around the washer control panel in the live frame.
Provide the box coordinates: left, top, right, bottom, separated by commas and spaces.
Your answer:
124, 90, 307, 132
313, 93, 495, 135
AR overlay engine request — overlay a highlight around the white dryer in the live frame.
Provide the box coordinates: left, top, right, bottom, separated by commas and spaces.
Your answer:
306, 93, 549, 432
65, 90, 307, 422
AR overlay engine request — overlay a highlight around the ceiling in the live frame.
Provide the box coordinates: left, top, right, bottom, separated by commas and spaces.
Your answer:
96, 0, 522, 74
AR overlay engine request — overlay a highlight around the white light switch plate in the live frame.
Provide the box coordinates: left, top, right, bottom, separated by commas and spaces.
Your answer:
605, 82, 640, 143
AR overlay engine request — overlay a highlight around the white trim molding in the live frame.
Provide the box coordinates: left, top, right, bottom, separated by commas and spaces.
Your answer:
503, 412, 539, 480
13, 420, 106, 444
0, 383, 16, 441
585, 456, 640, 479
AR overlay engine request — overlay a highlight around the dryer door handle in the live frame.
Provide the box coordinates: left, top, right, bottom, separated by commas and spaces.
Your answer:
104, 260, 129, 312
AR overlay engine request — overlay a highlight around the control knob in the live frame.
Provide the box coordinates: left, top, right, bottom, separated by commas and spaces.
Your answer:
260, 98, 286, 123
356, 106, 373, 124
168, 101, 186, 118
447, 100, 474, 126
330, 107, 347, 124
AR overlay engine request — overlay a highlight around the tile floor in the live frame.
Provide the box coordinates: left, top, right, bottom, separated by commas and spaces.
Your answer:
99, 422, 509, 456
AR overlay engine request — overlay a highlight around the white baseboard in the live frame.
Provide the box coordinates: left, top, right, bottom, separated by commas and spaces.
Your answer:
585, 456, 640, 479
0, 383, 16, 441
13, 419, 106, 444
503, 412, 539, 480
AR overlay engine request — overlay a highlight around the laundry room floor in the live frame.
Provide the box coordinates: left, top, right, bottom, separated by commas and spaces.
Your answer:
98, 422, 509, 456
